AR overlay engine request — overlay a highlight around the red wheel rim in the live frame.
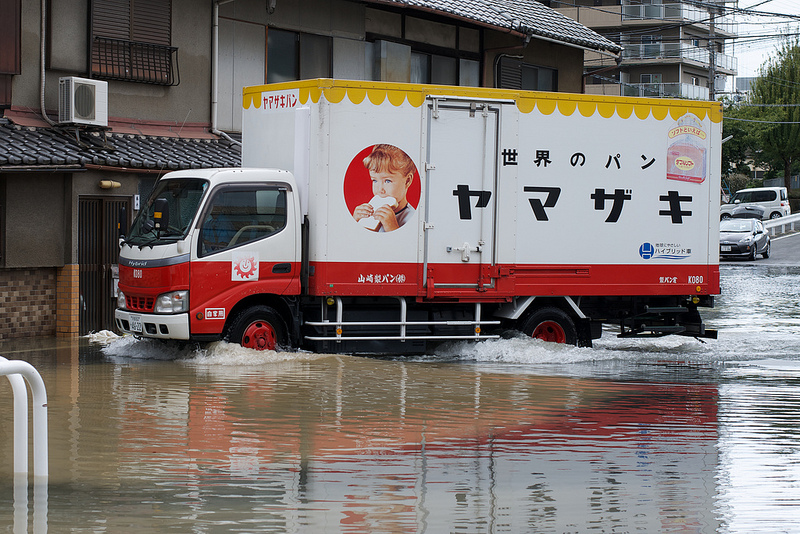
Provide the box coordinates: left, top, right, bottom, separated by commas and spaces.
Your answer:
242, 320, 277, 351
531, 321, 567, 343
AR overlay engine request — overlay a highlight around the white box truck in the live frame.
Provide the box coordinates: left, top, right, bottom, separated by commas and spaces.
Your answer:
114, 79, 721, 352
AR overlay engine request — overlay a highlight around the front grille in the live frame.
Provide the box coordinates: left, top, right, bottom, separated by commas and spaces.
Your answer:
126, 295, 155, 312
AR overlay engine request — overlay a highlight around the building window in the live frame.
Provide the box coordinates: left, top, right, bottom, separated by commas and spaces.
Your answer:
410, 53, 459, 85
267, 29, 331, 84
692, 76, 699, 86
640, 73, 662, 84
497, 56, 558, 91
90, 0, 179, 85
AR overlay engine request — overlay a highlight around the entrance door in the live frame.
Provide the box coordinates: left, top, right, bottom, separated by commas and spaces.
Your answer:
423, 100, 498, 293
79, 196, 129, 334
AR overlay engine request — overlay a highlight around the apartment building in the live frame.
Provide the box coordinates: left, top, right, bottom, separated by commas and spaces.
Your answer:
547, 0, 737, 100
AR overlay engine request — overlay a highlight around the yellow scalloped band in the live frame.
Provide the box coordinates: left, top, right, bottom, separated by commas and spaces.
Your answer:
243, 81, 722, 123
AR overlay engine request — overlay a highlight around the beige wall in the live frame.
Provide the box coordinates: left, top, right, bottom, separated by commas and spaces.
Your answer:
483, 32, 586, 93
556, 5, 622, 29
217, 0, 592, 130
14, 0, 213, 125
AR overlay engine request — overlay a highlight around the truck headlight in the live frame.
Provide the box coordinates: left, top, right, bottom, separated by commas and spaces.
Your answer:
117, 290, 126, 310
154, 290, 189, 314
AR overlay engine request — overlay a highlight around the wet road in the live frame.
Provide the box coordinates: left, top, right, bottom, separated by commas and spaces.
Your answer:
1, 258, 799, 533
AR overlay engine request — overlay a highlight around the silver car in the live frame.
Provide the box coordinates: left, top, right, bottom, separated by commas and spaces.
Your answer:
719, 218, 770, 260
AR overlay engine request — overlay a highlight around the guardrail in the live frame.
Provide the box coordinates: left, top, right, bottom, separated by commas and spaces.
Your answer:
764, 213, 800, 236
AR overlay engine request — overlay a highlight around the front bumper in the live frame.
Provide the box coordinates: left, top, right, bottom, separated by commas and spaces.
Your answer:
720, 243, 755, 258
115, 309, 190, 340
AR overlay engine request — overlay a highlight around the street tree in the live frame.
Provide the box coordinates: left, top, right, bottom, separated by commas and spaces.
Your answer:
748, 40, 800, 191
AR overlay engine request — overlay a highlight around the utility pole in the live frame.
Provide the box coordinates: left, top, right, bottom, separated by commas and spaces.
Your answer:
708, 0, 717, 101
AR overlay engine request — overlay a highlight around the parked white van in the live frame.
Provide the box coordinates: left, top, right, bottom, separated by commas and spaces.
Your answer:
720, 187, 791, 220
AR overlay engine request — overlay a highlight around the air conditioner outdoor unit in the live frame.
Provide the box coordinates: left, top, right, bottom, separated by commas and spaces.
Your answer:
58, 77, 108, 127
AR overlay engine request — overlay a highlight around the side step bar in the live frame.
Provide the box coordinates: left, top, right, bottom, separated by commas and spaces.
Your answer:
305, 297, 500, 343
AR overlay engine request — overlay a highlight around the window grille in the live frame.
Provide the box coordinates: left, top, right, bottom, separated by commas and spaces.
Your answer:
92, 37, 179, 86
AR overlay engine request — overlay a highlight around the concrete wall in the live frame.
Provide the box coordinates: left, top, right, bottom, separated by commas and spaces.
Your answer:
2, 173, 67, 268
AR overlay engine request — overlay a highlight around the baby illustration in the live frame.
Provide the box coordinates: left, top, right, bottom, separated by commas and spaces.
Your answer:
352, 144, 416, 232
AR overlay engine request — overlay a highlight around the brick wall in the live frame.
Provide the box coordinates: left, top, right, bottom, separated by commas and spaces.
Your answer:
0, 268, 58, 339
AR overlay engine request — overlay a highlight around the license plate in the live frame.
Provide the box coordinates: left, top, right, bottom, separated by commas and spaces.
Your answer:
721, 245, 731, 252
129, 314, 143, 333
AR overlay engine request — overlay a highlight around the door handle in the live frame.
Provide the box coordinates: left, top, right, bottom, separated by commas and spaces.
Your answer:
447, 242, 482, 262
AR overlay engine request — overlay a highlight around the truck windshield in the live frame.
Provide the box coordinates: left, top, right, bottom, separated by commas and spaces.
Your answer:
126, 178, 209, 246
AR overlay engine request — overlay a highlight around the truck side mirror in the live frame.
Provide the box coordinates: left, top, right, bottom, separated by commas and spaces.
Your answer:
118, 206, 128, 237
153, 198, 169, 231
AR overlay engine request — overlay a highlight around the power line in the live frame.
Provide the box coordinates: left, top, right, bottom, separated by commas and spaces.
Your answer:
724, 117, 800, 123
730, 102, 800, 107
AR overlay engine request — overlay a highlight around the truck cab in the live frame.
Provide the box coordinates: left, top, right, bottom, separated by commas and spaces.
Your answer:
115, 168, 301, 348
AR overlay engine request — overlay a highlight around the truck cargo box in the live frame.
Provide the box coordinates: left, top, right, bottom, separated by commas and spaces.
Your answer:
242, 79, 721, 302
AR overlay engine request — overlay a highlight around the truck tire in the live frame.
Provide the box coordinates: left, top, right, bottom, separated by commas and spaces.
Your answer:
520, 307, 578, 345
228, 305, 287, 351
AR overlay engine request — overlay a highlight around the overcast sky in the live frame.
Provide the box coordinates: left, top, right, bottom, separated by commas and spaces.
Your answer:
730, 0, 800, 78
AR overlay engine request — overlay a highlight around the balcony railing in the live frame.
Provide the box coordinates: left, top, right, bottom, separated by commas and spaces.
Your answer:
621, 42, 737, 72
622, 2, 736, 34
622, 82, 710, 100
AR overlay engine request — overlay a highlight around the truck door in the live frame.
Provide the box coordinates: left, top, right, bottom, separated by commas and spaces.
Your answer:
423, 99, 499, 294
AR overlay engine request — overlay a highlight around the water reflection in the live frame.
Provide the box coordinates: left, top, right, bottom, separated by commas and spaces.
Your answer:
1, 339, 721, 533
716, 360, 800, 534
1, 265, 799, 532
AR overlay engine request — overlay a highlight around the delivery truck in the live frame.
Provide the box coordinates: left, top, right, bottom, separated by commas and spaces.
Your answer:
114, 79, 721, 353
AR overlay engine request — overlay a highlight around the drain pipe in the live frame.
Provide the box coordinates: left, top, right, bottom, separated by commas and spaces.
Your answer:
211, 0, 241, 146
40, 0, 56, 126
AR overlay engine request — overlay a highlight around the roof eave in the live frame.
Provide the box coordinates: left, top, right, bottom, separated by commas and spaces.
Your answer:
363, 0, 620, 56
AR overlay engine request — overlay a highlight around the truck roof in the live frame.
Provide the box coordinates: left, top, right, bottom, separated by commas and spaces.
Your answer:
160, 167, 296, 189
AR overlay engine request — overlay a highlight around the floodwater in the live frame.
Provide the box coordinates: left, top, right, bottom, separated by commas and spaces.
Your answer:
2, 264, 800, 533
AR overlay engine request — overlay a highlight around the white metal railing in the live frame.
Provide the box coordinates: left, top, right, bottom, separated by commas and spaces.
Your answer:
764, 213, 800, 236
621, 43, 737, 71
0, 356, 48, 478
621, 2, 736, 33
623, 82, 709, 100
1, 356, 48, 534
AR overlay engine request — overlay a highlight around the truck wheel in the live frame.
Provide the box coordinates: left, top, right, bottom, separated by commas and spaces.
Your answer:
520, 307, 578, 345
229, 306, 286, 351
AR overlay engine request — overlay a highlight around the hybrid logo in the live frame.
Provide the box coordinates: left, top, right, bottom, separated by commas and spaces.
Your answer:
639, 242, 655, 260
639, 242, 691, 260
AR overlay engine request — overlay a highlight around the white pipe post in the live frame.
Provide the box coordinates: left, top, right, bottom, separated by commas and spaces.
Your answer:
0, 357, 49, 478
1, 356, 28, 474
